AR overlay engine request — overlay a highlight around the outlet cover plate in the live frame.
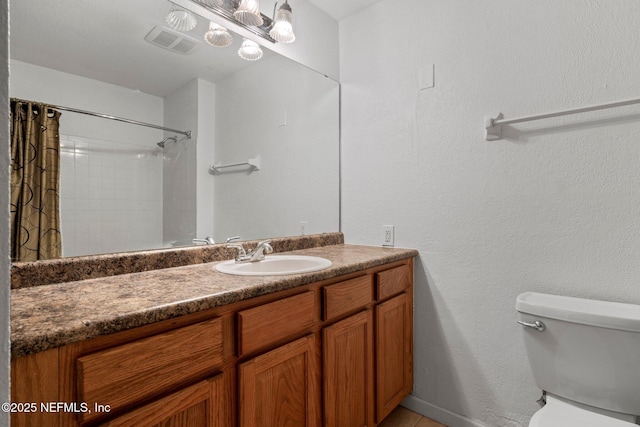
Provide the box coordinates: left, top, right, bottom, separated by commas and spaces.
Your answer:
382, 225, 394, 247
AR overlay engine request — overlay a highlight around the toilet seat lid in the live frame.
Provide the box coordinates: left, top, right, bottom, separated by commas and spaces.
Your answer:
530, 396, 636, 427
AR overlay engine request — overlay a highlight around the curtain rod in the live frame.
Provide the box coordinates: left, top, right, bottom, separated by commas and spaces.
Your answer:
484, 96, 640, 141
11, 98, 192, 139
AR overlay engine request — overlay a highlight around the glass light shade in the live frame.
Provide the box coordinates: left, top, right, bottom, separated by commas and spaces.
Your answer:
204, 22, 233, 47
238, 38, 263, 61
165, 8, 198, 32
201, 0, 224, 6
234, 0, 264, 26
269, 3, 295, 43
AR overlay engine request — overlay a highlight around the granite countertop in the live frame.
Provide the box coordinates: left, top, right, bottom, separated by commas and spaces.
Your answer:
11, 244, 418, 358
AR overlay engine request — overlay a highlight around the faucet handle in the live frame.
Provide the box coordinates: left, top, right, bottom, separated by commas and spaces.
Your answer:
226, 237, 247, 260
257, 240, 273, 254
246, 240, 273, 262
193, 237, 215, 245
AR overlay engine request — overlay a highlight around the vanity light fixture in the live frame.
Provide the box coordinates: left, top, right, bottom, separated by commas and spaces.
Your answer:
204, 21, 233, 47
234, 0, 264, 27
189, 0, 298, 45
238, 38, 263, 61
269, 0, 295, 43
165, 7, 198, 32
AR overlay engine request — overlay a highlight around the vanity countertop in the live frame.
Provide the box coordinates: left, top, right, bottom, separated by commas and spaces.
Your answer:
11, 244, 418, 358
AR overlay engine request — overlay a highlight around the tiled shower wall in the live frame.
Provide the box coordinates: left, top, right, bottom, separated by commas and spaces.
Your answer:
59, 134, 163, 257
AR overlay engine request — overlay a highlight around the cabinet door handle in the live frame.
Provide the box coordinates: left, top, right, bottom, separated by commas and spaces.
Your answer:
517, 320, 545, 332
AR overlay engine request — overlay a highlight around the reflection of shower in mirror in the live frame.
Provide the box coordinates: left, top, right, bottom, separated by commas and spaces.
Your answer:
8, 0, 340, 258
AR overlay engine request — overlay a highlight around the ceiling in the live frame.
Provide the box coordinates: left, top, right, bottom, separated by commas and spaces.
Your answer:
309, 0, 383, 21
9, 0, 384, 97
9, 0, 271, 97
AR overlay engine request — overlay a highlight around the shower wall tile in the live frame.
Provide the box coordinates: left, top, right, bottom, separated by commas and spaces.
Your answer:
59, 135, 163, 257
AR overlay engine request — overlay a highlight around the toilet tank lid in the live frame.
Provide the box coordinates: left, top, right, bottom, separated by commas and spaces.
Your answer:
516, 292, 640, 333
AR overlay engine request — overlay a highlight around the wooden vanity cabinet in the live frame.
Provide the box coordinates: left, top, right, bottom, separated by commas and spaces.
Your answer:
323, 310, 374, 427
322, 275, 375, 427
322, 262, 413, 427
239, 335, 320, 427
236, 292, 320, 427
374, 266, 414, 423
11, 258, 414, 427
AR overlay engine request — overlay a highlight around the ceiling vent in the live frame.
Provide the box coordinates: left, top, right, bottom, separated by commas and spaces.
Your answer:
144, 26, 201, 55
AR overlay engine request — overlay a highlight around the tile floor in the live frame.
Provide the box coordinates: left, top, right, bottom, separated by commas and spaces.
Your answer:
378, 406, 447, 427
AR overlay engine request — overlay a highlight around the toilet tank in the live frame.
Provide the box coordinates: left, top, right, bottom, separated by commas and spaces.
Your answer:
516, 292, 640, 416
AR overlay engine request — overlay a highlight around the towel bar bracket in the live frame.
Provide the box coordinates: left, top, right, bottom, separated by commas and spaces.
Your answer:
484, 113, 503, 141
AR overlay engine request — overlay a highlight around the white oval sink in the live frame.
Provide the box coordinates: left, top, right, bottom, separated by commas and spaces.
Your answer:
215, 255, 332, 276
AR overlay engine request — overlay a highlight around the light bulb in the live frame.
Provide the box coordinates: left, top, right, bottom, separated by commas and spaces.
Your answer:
234, 0, 264, 26
238, 38, 263, 61
269, 2, 295, 43
165, 8, 198, 32
204, 22, 233, 47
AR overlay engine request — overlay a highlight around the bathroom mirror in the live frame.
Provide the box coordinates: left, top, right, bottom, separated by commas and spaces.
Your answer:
9, 0, 339, 259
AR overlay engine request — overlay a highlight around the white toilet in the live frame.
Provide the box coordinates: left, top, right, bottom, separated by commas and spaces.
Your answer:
516, 292, 640, 426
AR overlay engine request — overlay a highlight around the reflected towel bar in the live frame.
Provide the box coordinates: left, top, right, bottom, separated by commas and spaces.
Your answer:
484, 97, 640, 141
210, 155, 261, 175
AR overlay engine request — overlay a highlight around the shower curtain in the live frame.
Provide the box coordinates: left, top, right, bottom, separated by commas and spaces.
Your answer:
10, 99, 62, 261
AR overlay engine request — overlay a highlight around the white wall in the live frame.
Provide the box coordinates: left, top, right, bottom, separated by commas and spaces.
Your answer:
340, 1, 640, 426
163, 78, 216, 246
10, 61, 165, 256
196, 79, 216, 241
0, 0, 10, 422
163, 79, 198, 246
214, 55, 340, 243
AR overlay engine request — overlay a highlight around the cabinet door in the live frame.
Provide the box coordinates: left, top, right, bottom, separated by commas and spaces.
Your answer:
100, 374, 228, 427
323, 310, 374, 427
239, 335, 319, 427
375, 293, 412, 422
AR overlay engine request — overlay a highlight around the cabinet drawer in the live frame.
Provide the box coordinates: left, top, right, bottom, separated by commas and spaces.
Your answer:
323, 275, 373, 322
238, 291, 315, 356
375, 264, 411, 301
77, 318, 224, 423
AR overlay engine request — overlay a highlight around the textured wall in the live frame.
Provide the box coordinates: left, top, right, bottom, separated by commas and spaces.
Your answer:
340, 1, 640, 426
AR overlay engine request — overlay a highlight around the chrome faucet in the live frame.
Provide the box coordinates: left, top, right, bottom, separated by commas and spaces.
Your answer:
193, 237, 215, 245
226, 237, 273, 263
248, 240, 273, 261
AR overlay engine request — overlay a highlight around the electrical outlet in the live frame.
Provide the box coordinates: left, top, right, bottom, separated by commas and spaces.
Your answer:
382, 225, 394, 247
300, 221, 307, 236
